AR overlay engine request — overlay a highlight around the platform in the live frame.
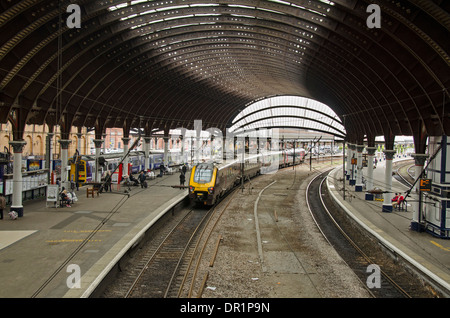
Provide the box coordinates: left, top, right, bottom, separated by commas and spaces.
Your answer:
0, 172, 188, 298
327, 159, 450, 296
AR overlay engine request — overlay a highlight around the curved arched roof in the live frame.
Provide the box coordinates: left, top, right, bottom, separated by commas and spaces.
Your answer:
229, 95, 345, 138
0, 0, 448, 142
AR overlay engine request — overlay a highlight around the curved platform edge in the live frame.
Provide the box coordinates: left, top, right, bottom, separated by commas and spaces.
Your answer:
326, 167, 450, 297
63, 192, 188, 298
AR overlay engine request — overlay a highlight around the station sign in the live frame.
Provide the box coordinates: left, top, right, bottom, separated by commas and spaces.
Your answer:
419, 179, 432, 192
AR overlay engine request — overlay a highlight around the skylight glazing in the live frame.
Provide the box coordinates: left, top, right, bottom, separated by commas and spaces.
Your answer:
229, 96, 345, 137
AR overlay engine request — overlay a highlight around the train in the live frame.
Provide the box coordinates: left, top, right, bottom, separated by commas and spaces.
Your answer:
68, 150, 180, 184
188, 148, 306, 206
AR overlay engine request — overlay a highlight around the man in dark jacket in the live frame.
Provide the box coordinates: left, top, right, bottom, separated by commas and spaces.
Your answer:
179, 172, 186, 189
138, 171, 147, 188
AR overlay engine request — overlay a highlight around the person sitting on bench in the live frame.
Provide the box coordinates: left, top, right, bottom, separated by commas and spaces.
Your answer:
60, 189, 71, 207
392, 193, 404, 210
391, 193, 399, 203
396, 193, 405, 210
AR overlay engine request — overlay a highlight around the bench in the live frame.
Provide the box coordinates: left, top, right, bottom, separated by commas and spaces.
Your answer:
395, 199, 407, 211
86, 187, 99, 198
59, 198, 74, 207
85, 182, 102, 198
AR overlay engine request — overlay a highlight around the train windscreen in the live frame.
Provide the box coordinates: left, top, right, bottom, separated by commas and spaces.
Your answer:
193, 164, 214, 183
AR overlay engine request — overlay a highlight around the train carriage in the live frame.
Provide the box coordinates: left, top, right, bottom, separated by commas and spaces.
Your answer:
189, 149, 306, 206
189, 159, 246, 206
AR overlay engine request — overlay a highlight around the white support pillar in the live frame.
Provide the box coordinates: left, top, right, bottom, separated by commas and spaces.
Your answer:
348, 144, 356, 184
194, 120, 202, 165
346, 143, 353, 180
365, 147, 377, 199
102, 133, 107, 153
382, 149, 396, 212
181, 136, 185, 163
355, 144, 364, 191
9, 140, 26, 217
77, 133, 82, 153
93, 139, 103, 182
144, 137, 151, 171
163, 135, 169, 167
59, 139, 72, 190
178, 128, 187, 164
122, 137, 130, 176
46, 132, 54, 184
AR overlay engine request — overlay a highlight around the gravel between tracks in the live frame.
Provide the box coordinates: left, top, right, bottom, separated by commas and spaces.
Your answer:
192, 164, 371, 298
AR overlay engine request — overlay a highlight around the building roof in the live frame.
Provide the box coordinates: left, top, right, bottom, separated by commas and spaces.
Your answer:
0, 0, 448, 141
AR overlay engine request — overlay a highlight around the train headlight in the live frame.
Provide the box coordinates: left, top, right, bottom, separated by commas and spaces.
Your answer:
208, 187, 214, 194
189, 186, 195, 192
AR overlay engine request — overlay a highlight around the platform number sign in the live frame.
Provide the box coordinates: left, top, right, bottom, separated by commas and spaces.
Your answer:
419, 179, 432, 192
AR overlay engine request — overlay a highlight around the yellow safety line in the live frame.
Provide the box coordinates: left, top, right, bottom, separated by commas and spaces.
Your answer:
430, 240, 450, 252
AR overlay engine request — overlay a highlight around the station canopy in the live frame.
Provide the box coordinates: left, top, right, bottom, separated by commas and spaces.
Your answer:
0, 0, 448, 142
229, 95, 345, 138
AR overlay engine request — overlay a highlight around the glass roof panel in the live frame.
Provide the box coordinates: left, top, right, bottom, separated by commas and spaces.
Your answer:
229, 95, 345, 138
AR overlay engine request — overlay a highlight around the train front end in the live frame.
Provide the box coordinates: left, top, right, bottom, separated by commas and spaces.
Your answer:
188, 163, 217, 205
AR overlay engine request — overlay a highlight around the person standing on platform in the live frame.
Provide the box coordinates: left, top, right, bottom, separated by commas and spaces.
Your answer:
0, 194, 5, 220
104, 171, 112, 192
179, 172, 186, 189
138, 170, 146, 188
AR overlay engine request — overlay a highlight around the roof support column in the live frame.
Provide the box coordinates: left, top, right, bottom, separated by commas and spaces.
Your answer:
59, 139, 72, 190
143, 136, 151, 171
364, 134, 376, 199
102, 133, 107, 153
348, 143, 356, 184
122, 136, 130, 176
93, 139, 103, 183
177, 128, 187, 165
382, 135, 396, 212
225, 128, 235, 163
76, 132, 82, 155
45, 124, 55, 185
345, 143, 352, 180
163, 128, 170, 168
9, 140, 26, 217
365, 147, 377, 197
355, 144, 365, 192
194, 120, 202, 165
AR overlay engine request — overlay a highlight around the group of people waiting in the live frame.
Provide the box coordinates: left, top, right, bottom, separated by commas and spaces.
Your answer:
112, 163, 189, 189
391, 192, 405, 210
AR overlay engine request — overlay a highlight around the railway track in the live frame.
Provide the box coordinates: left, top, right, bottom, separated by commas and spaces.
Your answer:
99, 184, 238, 298
99, 207, 210, 298
393, 159, 415, 187
125, 208, 209, 298
306, 170, 437, 298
